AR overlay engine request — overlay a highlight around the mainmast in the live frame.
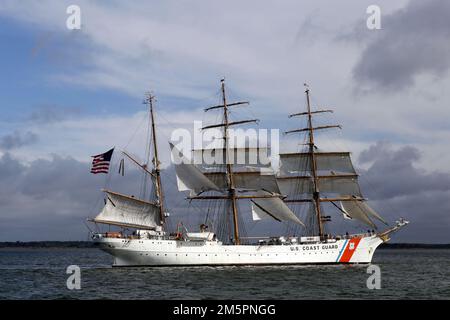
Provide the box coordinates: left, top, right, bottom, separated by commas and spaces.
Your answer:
200, 79, 258, 244
145, 93, 165, 226
170, 80, 307, 242
220, 80, 240, 245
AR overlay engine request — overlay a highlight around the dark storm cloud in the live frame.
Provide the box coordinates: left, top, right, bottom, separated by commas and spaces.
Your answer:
0, 131, 38, 150
0, 153, 185, 241
351, 0, 450, 91
1, 141, 449, 242
358, 141, 450, 199
357, 141, 450, 243
0, 153, 101, 240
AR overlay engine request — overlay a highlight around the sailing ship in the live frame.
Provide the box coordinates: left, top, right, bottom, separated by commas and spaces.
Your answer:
90, 80, 408, 266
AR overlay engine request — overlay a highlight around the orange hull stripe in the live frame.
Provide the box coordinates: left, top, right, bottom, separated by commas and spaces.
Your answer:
339, 237, 361, 263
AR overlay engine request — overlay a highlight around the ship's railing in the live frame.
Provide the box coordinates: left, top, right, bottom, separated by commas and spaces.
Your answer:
95, 231, 377, 242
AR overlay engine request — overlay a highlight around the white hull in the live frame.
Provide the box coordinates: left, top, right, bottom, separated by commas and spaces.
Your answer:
94, 235, 383, 267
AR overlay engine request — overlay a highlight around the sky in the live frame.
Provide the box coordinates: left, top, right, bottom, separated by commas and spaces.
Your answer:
0, 0, 449, 242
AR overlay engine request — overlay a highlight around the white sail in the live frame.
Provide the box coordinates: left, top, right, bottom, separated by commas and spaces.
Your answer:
172, 143, 280, 194
277, 176, 361, 197
277, 177, 313, 195
170, 143, 221, 194
251, 192, 305, 226
205, 171, 280, 193
340, 201, 387, 228
339, 202, 353, 220
279, 152, 356, 175
318, 176, 362, 197
358, 201, 388, 225
94, 191, 160, 229
193, 147, 271, 172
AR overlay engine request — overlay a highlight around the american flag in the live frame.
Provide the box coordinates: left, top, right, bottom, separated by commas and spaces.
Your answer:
90, 148, 114, 174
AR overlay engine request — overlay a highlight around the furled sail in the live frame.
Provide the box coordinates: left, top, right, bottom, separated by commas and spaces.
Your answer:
94, 190, 160, 229
251, 191, 305, 226
170, 143, 221, 194
340, 201, 388, 228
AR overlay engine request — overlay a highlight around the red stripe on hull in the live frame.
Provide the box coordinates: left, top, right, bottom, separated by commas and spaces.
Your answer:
339, 237, 361, 263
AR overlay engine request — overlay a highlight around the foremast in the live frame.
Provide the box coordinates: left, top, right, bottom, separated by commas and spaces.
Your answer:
282, 84, 388, 237
305, 88, 324, 238
285, 85, 341, 239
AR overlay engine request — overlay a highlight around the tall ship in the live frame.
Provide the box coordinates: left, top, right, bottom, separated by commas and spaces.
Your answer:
90, 80, 408, 266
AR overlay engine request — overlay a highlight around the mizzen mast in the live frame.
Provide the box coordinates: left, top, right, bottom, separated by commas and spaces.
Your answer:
145, 93, 165, 226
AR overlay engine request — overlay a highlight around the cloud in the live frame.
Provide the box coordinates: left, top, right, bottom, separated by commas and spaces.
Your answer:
0, 131, 39, 150
28, 105, 82, 124
357, 141, 450, 242
352, 0, 450, 91
358, 141, 450, 199
0, 152, 184, 241
1, 1, 450, 243
1, 141, 449, 243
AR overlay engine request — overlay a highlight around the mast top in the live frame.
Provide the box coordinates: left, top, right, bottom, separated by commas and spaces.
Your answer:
144, 91, 156, 104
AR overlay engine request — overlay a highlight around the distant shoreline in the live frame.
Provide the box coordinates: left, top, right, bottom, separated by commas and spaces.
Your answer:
0, 241, 449, 249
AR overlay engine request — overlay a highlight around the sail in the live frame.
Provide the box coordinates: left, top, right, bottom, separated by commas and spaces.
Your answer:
193, 147, 271, 172
205, 171, 280, 193
251, 191, 305, 226
279, 152, 356, 175
277, 177, 313, 195
172, 144, 279, 194
340, 200, 388, 228
277, 176, 361, 197
170, 143, 221, 194
94, 190, 160, 229
319, 176, 362, 196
